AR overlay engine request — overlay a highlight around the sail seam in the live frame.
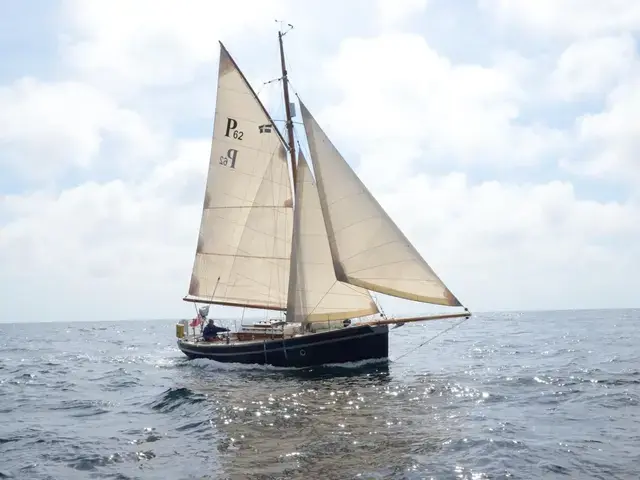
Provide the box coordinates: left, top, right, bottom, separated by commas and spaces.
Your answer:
324, 189, 367, 208
348, 259, 433, 276
196, 252, 289, 260
213, 136, 282, 156
338, 240, 400, 264
205, 206, 290, 209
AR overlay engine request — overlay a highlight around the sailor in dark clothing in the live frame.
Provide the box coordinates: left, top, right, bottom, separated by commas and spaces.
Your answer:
202, 319, 229, 341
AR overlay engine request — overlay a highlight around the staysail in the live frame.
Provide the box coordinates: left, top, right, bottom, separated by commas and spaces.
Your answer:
286, 152, 379, 325
299, 100, 462, 307
184, 43, 293, 310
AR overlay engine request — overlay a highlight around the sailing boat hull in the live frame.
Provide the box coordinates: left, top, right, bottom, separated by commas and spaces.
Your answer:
176, 324, 389, 368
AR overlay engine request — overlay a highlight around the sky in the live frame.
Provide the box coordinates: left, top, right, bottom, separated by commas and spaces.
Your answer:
1, 0, 639, 323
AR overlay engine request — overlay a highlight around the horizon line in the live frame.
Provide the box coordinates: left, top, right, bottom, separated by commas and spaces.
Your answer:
1, 306, 638, 325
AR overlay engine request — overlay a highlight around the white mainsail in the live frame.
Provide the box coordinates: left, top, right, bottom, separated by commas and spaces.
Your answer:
286, 152, 379, 325
185, 43, 293, 310
299, 100, 462, 307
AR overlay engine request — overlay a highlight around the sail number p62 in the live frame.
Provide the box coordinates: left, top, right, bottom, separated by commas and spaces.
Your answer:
219, 117, 243, 169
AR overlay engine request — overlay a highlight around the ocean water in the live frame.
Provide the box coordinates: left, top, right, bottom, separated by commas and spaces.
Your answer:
0, 309, 638, 480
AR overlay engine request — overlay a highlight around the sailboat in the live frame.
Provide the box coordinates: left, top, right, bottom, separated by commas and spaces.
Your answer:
175, 30, 471, 367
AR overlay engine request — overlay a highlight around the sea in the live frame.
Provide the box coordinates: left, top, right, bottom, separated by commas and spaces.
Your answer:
0, 309, 638, 480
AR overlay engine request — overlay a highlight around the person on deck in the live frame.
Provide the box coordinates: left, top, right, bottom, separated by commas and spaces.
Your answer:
202, 319, 229, 341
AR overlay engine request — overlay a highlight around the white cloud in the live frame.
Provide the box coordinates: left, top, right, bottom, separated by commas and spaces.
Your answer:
317, 34, 565, 169
0, 78, 164, 180
374, 173, 640, 310
479, 0, 640, 38
563, 75, 640, 184
376, 0, 429, 27
298, 31, 640, 311
0, 140, 209, 321
548, 35, 637, 101
1, 139, 209, 274
61, 0, 289, 93
475, 1, 640, 186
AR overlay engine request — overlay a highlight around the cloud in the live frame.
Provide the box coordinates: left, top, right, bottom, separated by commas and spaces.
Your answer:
548, 35, 637, 101
479, 0, 640, 39
61, 0, 289, 88
296, 29, 640, 311
0, 144, 202, 276
563, 74, 640, 184
376, 0, 429, 26
0, 140, 209, 321
316, 33, 565, 169
1, 1, 639, 322
374, 173, 639, 310
0, 78, 164, 181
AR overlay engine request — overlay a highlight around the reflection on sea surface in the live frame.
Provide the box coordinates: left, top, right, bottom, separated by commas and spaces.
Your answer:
177, 359, 457, 479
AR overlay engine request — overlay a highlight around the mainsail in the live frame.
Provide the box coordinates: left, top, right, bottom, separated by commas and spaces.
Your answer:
299, 100, 462, 307
184, 43, 293, 311
286, 152, 379, 325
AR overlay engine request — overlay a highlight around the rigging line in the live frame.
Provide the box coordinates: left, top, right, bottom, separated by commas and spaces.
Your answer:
286, 80, 318, 158
301, 280, 340, 326
262, 77, 282, 86
292, 109, 312, 153
372, 293, 387, 320
390, 316, 470, 363
261, 80, 287, 143
293, 128, 310, 157
286, 80, 303, 104
272, 119, 305, 127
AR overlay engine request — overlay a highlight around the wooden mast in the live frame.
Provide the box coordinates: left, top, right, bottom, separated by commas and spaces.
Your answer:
278, 28, 297, 189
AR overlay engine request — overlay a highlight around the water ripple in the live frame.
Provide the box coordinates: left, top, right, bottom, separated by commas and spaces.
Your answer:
0, 309, 638, 479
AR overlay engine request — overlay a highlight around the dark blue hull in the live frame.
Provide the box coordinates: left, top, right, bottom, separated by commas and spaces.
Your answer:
177, 324, 389, 368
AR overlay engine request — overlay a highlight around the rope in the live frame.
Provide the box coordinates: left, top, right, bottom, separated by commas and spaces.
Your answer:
391, 316, 470, 362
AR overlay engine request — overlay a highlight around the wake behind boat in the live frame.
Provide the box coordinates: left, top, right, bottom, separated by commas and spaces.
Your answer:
175, 27, 471, 367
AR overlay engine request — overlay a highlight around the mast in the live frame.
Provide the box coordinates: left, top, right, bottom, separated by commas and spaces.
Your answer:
278, 28, 297, 189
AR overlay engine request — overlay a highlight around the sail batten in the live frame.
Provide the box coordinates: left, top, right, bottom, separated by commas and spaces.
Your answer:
286, 152, 379, 325
186, 44, 293, 310
299, 100, 462, 308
